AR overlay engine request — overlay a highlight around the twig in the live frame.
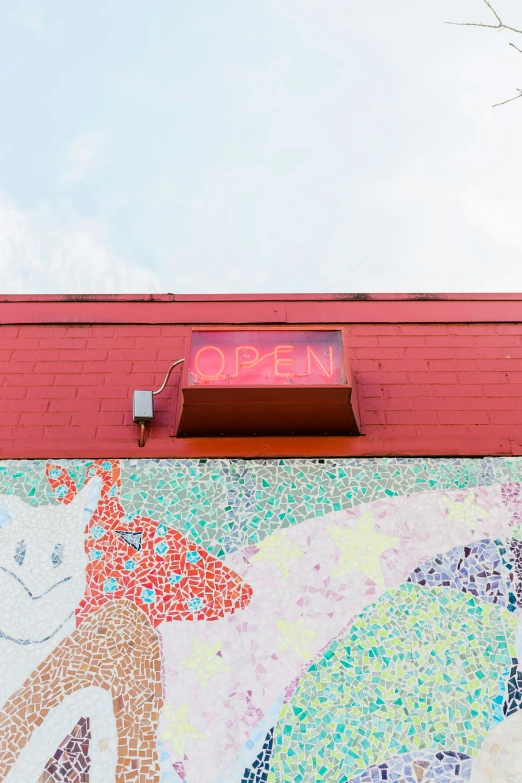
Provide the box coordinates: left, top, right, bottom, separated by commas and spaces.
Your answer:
493, 88, 522, 107
446, 0, 522, 36
447, 1, 522, 107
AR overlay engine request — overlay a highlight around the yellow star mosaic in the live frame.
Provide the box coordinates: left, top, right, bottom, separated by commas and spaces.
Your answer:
161, 704, 203, 756
180, 637, 230, 687
251, 529, 304, 578
276, 618, 317, 661
442, 491, 489, 528
327, 511, 400, 584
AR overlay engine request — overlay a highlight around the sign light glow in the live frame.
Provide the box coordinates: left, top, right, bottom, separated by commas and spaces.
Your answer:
188, 331, 345, 386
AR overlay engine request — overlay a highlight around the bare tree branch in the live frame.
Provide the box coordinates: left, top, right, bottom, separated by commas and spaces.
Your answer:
447, 0, 522, 107
446, 0, 522, 36
484, 0, 503, 25
492, 88, 522, 107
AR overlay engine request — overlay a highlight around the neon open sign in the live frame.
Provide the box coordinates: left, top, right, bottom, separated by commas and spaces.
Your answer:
188, 331, 345, 386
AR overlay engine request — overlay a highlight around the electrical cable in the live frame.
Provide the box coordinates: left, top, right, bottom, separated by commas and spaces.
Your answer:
152, 358, 185, 396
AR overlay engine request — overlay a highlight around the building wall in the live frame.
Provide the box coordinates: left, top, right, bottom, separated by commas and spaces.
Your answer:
2, 456, 522, 782
2, 322, 522, 446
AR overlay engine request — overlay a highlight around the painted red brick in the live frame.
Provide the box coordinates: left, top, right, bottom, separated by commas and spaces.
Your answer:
425, 336, 475, 347
489, 411, 522, 425
7, 399, 48, 413
403, 348, 455, 359
438, 411, 490, 425
457, 372, 506, 384
12, 350, 60, 361
474, 335, 522, 346
356, 371, 410, 384
0, 387, 28, 399
6, 373, 54, 386
431, 385, 484, 397
43, 426, 97, 440
77, 385, 130, 399
49, 399, 102, 413
0, 414, 21, 426
448, 325, 498, 334
497, 325, 522, 334
27, 386, 76, 398
377, 337, 426, 347
407, 372, 459, 384
0, 362, 35, 374
348, 325, 400, 335
39, 338, 88, 349
398, 325, 448, 335
59, 349, 107, 361
384, 385, 434, 397
20, 412, 71, 426
484, 385, 522, 396
385, 411, 439, 425
71, 412, 124, 426
0, 427, 43, 441
59, 374, 108, 387
360, 385, 385, 398
35, 362, 84, 374
1, 311, 522, 449
414, 425, 471, 437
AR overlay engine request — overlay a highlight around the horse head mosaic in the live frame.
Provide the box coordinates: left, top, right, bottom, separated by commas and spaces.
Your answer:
2, 457, 522, 782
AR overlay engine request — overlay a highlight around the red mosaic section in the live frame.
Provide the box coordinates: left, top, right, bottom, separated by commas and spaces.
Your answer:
47, 460, 253, 627
45, 464, 78, 504
79, 516, 251, 626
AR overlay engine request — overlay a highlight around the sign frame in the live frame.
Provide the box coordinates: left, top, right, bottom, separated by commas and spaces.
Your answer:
172, 327, 360, 438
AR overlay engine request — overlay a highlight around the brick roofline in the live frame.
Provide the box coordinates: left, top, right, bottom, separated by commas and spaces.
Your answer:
1, 293, 522, 303
1, 296, 522, 325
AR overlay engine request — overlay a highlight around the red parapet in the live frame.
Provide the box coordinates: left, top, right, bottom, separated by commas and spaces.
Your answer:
2, 294, 522, 324
1, 296, 522, 456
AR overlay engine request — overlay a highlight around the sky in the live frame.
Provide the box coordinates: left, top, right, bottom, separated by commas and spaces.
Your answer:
0, 0, 522, 295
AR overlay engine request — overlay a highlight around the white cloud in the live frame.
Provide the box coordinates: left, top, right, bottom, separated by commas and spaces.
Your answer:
464, 188, 522, 253
8, 4, 43, 33
0, 191, 160, 293
60, 132, 107, 184
175, 265, 268, 294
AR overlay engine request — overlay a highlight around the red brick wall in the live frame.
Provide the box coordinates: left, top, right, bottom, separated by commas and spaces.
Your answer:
348, 323, 522, 439
0, 321, 521, 445
0, 325, 186, 444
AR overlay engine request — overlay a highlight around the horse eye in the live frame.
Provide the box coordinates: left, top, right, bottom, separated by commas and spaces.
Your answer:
52, 543, 64, 568
14, 540, 26, 566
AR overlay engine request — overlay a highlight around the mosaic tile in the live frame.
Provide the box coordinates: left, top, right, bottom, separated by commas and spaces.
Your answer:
2, 457, 522, 556
242, 737, 475, 783
242, 728, 274, 783
408, 538, 516, 610
469, 707, 522, 782
46, 460, 253, 626
162, 481, 522, 783
508, 537, 522, 608
267, 584, 517, 783
0, 599, 163, 780
1, 458, 522, 783
502, 657, 522, 718
348, 749, 472, 783
38, 718, 90, 783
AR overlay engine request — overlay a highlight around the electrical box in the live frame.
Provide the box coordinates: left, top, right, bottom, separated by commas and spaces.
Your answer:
133, 390, 154, 422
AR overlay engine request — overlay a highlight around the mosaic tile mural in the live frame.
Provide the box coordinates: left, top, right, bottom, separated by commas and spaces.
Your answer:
3, 458, 522, 782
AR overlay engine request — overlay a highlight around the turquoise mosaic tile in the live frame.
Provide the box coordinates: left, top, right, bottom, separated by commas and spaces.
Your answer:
0, 458, 517, 557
